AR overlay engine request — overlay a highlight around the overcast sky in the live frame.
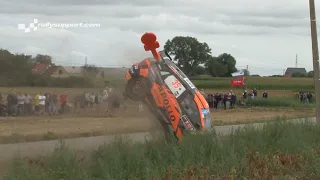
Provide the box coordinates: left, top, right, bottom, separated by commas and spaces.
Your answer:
0, 0, 318, 75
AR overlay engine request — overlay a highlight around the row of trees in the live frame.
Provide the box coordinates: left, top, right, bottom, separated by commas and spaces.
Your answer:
164, 36, 239, 77
164, 36, 316, 78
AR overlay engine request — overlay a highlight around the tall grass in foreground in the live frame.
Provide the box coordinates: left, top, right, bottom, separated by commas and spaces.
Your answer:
4, 121, 320, 179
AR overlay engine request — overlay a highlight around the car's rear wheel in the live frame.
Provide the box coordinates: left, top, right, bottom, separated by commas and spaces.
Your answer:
125, 77, 151, 101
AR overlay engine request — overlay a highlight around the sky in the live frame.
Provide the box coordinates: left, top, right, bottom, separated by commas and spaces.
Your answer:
0, 0, 318, 76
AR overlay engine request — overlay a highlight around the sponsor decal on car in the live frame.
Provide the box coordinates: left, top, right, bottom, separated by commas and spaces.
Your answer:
181, 115, 195, 131
158, 85, 177, 122
184, 78, 196, 89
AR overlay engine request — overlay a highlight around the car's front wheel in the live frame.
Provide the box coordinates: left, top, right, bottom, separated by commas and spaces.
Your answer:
125, 77, 151, 101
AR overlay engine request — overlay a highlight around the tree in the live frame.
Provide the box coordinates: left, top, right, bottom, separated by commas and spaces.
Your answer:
216, 53, 237, 76
205, 56, 227, 77
307, 71, 314, 77
164, 36, 212, 75
32, 54, 52, 64
190, 65, 206, 76
0, 49, 33, 86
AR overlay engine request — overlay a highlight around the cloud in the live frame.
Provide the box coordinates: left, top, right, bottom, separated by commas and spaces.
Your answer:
0, 0, 317, 75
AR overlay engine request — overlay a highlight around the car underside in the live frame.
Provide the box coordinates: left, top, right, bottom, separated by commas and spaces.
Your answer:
124, 32, 213, 141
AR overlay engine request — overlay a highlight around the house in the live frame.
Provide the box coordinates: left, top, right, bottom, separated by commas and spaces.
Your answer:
284, 68, 307, 77
62, 66, 88, 77
46, 65, 69, 78
95, 67, 128, 79
32, 63, 51, 75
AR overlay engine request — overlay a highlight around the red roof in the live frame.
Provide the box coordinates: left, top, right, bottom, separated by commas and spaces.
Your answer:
32, 63, 50, 75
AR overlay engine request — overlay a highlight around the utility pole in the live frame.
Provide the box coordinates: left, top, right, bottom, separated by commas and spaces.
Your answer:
246, 65, 249, 76
296, 54, 298, 68
309, 0, 320, 123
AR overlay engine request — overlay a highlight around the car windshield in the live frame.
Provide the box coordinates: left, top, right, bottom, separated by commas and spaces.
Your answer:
180, 93, 200, 125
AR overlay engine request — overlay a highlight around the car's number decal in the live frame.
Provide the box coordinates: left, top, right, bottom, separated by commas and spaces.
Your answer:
164, 75, 186, 98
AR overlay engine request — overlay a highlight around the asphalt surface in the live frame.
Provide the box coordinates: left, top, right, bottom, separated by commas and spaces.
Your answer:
0, 117, 316, 175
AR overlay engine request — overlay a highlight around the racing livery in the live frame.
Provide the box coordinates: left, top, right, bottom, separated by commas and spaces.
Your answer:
124, 33, 213, 141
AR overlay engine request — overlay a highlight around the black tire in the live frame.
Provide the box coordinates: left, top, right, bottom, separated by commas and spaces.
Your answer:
125, 77, 151, 101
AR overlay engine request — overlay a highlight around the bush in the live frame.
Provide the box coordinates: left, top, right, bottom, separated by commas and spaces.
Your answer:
244, 97, 315, 108
5, 120, 320, 179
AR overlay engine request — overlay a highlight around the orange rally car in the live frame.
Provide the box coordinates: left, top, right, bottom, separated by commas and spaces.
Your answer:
124, 34, 213, 141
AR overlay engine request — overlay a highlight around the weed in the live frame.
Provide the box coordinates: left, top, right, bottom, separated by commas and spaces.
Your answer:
4, 120, 320, 179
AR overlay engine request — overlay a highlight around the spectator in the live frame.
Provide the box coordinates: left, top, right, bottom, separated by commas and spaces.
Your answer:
253, 88, 257, 97
223, 93, 227, 110
299, 91, 304, 103
59, 90, 68, 114
38, 92, 46, 115
90, 93, 95, 109
207, 94, 213, 108
84, 92, 90, 108
213, 93, 219, 109
7, 92, 17, 116
248, 90, 254, 99
307, 92, 313, 103
34, 92, 40, 115
51, 92, 58, 115
17, 92, 25, 116
243, 90, 248, 99
44, 92, 50, 113
262, 90, 268, 99
24, 93, 32, 116
230, 92, 236, 109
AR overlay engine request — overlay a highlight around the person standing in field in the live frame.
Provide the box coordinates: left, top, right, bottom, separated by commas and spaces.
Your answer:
253, 88, 258, 97
17, 92, 25, 116
38, 92, 46, 115
44, 92, 50, 113
59, 91, 68, 114
7, 92, 17, 116
33, 93, 40, 115
222, 93, 227, 110
230, 92, 236, 109
51, 92, 58, 115
262, 90, 268, 99
24, 93, 32, 116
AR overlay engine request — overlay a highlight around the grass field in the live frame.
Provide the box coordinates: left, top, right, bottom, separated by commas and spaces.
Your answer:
4, 120, 320, 179
191, 76, 315, 90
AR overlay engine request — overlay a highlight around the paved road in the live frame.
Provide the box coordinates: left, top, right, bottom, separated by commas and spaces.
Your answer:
0, 117, 316, 166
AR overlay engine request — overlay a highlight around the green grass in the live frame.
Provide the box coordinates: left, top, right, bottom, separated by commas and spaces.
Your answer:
213, 114, 307, 126
191, 76, 314, 90
244, 96, 315, 108
4, 120, 320, 179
